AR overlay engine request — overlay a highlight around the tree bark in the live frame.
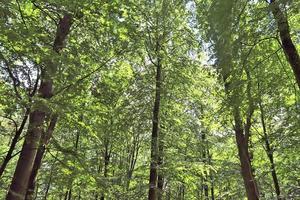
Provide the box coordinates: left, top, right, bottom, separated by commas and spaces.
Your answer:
201, 131, 209, 200
6, 13, 72, 200
25, 116, 57, 200
269, 0, 300, 88
157, 131, 164, 200
0, 108, 30, 178
100, 140, 110, 200
6, 110, 46, 200
207, 150, 215, 200
223, 76, 259, 200
148, 47, 162, 200
233, 108, 259, 200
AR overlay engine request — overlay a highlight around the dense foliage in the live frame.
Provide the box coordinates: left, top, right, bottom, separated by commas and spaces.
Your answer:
0, 0, 299, 199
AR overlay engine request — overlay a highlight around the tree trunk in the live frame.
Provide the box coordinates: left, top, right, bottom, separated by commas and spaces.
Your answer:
157, 131, 164, 200
259, 101, 282, 199
25, 145, 45, 200
6, 14, 72, 200
67, 189, 72, 200
233, 108, 259, 200
244, 69, 258, 188
210, 177, 215, 200
6, 110, 46, 200
222, 66, 259, 200
43, 163, 54, 200
207, 150, 215, 200
0, 108, 29, 178
201, 131, 209, 200
25, 116, 57, 200
64, 191, 68, 200
100, 137, 110, 200
126, 131, 140, 191
148, 52, 162, 200
269, 0, 300, 88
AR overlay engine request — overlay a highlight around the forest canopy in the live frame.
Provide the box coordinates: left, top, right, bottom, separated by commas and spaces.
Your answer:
0, 0, 299, 200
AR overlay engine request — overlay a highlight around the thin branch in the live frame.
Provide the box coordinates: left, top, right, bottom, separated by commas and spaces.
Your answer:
0, 116, 18, 134
16, 0, 28, 29
0, 54, 22, 100
29, 66, 40, 97
253, 48, 282, 69
54, 50, 125, 96
241, 36, 277, 47
31, 1, 58, 24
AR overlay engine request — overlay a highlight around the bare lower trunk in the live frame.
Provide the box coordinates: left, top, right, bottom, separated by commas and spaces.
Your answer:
201, 131, 209, 200
210, 178, 215, 200
100, 143, 110, 200
25, 146, 45, 200
207, 151, 215, 200
269, 0, 300, 88
67, 189, 72, 200
157, 131, 164, 200
26, 116, 57, 200
148, 54, 162, 200
234, 108, 259, 200
6, 110, 45, 200
266, 141, 282, 200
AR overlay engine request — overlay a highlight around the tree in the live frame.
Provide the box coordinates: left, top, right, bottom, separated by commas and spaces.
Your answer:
0, 0, 299, 199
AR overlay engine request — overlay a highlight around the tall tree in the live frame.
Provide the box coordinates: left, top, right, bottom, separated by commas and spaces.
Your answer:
203, 0, 260, 199
6, 13, 73, 200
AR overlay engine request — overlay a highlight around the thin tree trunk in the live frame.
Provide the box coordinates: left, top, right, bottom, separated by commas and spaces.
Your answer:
100, 143, 110, 200
148, 45, 162, 200
63, 189, 72, 200
6, 14, 72, 200
259, 100, 282, 199
67, 189, 72, 200
0, 108, 30, 178
148, 51, 162, 200
126, 131, 140, 191
157, 131, 164, 200
179, 184, 185, 200
43, 163, 54, 200
269, 0, 300, 88
210, 176, 215, 200
208, 151, 215, 200
201, 131, 209, 200
244, 69, 259, 191
66, 128, 80, 200
64, 191, 68, 200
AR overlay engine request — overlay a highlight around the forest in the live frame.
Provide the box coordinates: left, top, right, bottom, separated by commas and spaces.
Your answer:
0, 0, 299, 200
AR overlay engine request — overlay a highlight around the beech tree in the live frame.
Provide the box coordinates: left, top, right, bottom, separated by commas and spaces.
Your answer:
0, 0, 299, 200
